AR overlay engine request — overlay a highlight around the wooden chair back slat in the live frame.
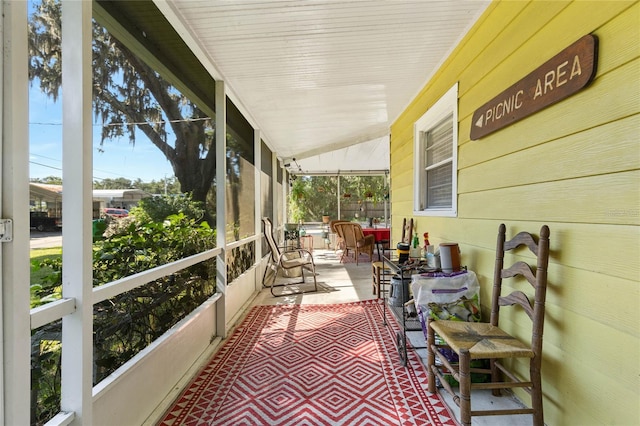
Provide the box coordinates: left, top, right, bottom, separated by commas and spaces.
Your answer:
504, 231, 539, 255
498, 291, 534, 320
501, 261, 536, 286
491, 223, 551, 353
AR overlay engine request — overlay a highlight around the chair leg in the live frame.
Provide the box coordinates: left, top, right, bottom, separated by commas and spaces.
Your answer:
372, 263, 377, 295
427, 318, 437, 393
488, 358, 499, 396
269, 264, 284, 296
459, 349, 472, 426
309, 258, 318, 292
261, 261, 269, 288
340, 248, 348, 263
531, 358, 544, 426
262, 259, 276, 288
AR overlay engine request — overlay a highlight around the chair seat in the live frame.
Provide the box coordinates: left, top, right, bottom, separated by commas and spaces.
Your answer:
372, 260, 391, 270
430, 320, 534, 359
281, 252, 311, 269
357, 234, 375, 247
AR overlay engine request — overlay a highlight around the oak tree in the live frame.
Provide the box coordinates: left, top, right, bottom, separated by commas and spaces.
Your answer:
28, 0, 216, 203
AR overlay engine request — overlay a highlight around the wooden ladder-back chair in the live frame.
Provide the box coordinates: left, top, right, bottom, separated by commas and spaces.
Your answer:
401, 218, 414, 244
427, 223, 550, 426
261, 217, 318, 296
334, 222, 375, 265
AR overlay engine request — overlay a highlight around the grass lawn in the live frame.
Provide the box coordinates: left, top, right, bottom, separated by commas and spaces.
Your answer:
30, 247, 62, 286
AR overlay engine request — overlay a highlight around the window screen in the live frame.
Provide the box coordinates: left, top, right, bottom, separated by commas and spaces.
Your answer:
424, 116, 453, 208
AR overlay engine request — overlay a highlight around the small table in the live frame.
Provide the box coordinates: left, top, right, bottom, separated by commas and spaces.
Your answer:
299, 235, 313, 253
283, 229, 299, 250
362, 227, 390, 260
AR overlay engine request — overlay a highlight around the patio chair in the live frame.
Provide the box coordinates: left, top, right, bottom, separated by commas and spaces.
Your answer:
329, 219, 349, 252
426, 223, 550, 426
261, 217, 318, 296
334, 222, 375, 265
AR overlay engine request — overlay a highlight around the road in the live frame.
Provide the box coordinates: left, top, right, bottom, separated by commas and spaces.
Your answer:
30, 230, 63, 249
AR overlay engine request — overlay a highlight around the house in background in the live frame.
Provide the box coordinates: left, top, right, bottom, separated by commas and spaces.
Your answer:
29, 183, 149, 220
91, 189, 150, 217
389, 2, 639, 425
29, 182, 63, 217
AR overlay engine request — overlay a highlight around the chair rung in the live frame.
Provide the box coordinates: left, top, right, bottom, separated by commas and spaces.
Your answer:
470, 408, 535, 416
495, 361, 520, 380
429, 365, 460, 403
469, 367, 491, 374
471, 381, 532, 390
430, 345, 459, 380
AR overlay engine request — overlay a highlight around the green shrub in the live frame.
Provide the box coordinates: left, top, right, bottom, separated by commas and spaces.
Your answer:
129, 193, 205, 223
92, 205, 217, 382
31, 195, 217, 425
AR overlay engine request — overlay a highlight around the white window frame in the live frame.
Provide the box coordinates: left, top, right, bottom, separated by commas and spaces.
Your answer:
413, 83, 458, 217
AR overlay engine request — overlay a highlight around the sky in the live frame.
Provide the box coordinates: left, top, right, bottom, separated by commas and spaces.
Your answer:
27, 0, 177, 184
29, 83, 175, 183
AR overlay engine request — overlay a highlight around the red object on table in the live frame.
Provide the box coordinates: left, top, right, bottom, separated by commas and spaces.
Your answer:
362, 227, 390, 242
362, 228, 390, 261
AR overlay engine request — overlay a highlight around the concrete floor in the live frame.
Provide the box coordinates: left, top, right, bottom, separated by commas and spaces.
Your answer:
252, 249, 535, 426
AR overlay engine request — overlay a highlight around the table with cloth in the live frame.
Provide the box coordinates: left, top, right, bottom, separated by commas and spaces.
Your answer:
362, 227, 390, 260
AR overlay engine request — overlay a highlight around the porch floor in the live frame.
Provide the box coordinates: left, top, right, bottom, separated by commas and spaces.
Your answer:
250, 249, 532, 426
154, 249, 534, 425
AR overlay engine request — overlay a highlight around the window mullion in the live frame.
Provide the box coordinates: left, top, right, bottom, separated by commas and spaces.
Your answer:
425, 157, 452, 171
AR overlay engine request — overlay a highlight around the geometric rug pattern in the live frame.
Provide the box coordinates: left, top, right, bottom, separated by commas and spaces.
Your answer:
157, 300, 456, 425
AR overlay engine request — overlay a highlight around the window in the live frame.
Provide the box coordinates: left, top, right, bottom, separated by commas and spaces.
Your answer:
414, 83, 458, 216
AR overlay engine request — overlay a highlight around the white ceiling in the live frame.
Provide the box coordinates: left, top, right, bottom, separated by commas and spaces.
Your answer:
158, 0, 490, 173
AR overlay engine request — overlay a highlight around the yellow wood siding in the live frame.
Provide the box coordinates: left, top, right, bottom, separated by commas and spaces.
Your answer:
390, 1, 639, 424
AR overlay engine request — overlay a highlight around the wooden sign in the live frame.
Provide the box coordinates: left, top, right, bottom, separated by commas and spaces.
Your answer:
470, 34, 598, 140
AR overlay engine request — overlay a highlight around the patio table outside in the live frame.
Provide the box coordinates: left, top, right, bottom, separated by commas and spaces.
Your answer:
362, 227, 390, 261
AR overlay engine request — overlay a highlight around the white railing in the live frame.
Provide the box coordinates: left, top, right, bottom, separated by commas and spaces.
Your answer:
226, 234, 259, 251
93, 247, 222, 304
30, 234, 270, 426
30, 246, 223, 330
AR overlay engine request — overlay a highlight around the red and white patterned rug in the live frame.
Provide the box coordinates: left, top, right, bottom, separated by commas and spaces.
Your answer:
157, 300, 456, 425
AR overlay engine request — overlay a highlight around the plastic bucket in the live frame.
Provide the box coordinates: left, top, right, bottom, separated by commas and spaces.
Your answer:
439, 243, 461, 272
396, 242, 410, 263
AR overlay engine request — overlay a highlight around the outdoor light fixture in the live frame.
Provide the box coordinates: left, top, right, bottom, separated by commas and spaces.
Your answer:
284, 158, 302, 173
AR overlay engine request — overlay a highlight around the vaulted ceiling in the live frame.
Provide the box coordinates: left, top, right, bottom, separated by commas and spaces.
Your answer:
95, 0, 490, 174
